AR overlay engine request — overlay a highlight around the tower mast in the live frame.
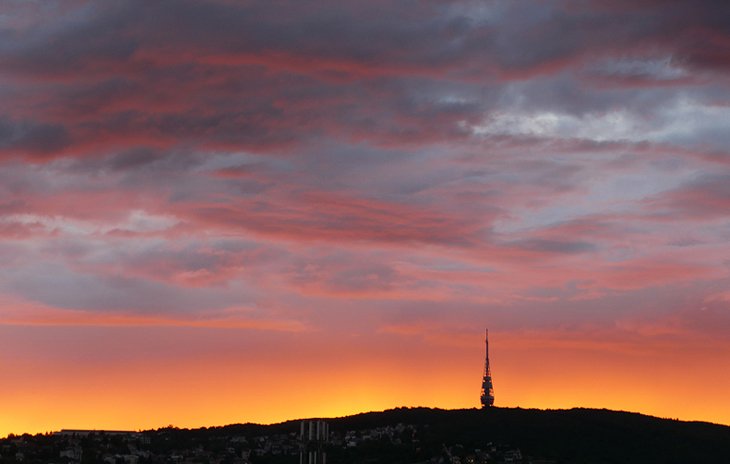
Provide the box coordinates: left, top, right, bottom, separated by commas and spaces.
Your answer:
480, 329, 495, 408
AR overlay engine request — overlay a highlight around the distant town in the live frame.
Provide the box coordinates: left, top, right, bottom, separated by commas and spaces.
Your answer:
0, 417, 533, 464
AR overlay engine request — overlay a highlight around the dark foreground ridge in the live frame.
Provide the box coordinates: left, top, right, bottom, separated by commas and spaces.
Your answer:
3, 407, 730, 464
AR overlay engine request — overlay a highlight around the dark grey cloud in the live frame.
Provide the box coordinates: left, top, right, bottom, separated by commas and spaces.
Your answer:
0, 117, 70, 156
506, 238, 597, 255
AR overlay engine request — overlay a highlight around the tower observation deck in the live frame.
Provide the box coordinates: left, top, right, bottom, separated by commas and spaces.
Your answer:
480, 329, 495, 408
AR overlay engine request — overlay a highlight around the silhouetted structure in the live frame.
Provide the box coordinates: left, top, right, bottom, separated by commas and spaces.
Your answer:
300, 420, 328, 464
54, 430, 137, 437
480, 329, 495, 408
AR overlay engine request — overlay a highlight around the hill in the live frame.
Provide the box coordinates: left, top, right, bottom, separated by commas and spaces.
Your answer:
2, 407, 730, 463
319, 407, 730, 463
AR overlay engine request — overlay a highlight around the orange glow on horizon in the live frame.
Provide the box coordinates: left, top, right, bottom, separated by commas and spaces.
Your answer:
2, 325, 729, 438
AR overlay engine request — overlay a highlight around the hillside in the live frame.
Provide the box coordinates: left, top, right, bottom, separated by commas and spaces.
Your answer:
2, 407, 730, 463
318, 407, 730, 463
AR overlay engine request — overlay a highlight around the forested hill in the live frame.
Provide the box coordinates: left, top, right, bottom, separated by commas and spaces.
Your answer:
3, 407, 730, 464
311, 406, 730, 463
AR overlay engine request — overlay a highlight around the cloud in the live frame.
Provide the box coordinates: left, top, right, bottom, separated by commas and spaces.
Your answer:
505, 238, 597, 255
0, 117, 71, 157
647, 174, 730, 218
0, 0, 728, 377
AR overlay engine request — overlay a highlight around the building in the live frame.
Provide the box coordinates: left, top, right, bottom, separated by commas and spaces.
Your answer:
54, 430, 138, 437
300, 420, 328, 464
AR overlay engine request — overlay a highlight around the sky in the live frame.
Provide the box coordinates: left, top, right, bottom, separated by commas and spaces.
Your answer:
1, 0, 730, 436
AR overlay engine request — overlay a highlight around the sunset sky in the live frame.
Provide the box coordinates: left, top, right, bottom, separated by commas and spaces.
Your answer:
2, 0, 730, 437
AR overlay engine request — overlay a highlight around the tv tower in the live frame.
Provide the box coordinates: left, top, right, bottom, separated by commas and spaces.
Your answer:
480, 329, 495, 408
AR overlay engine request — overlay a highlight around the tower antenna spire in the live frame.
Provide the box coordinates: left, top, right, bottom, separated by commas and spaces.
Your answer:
480, 328, 495, 408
